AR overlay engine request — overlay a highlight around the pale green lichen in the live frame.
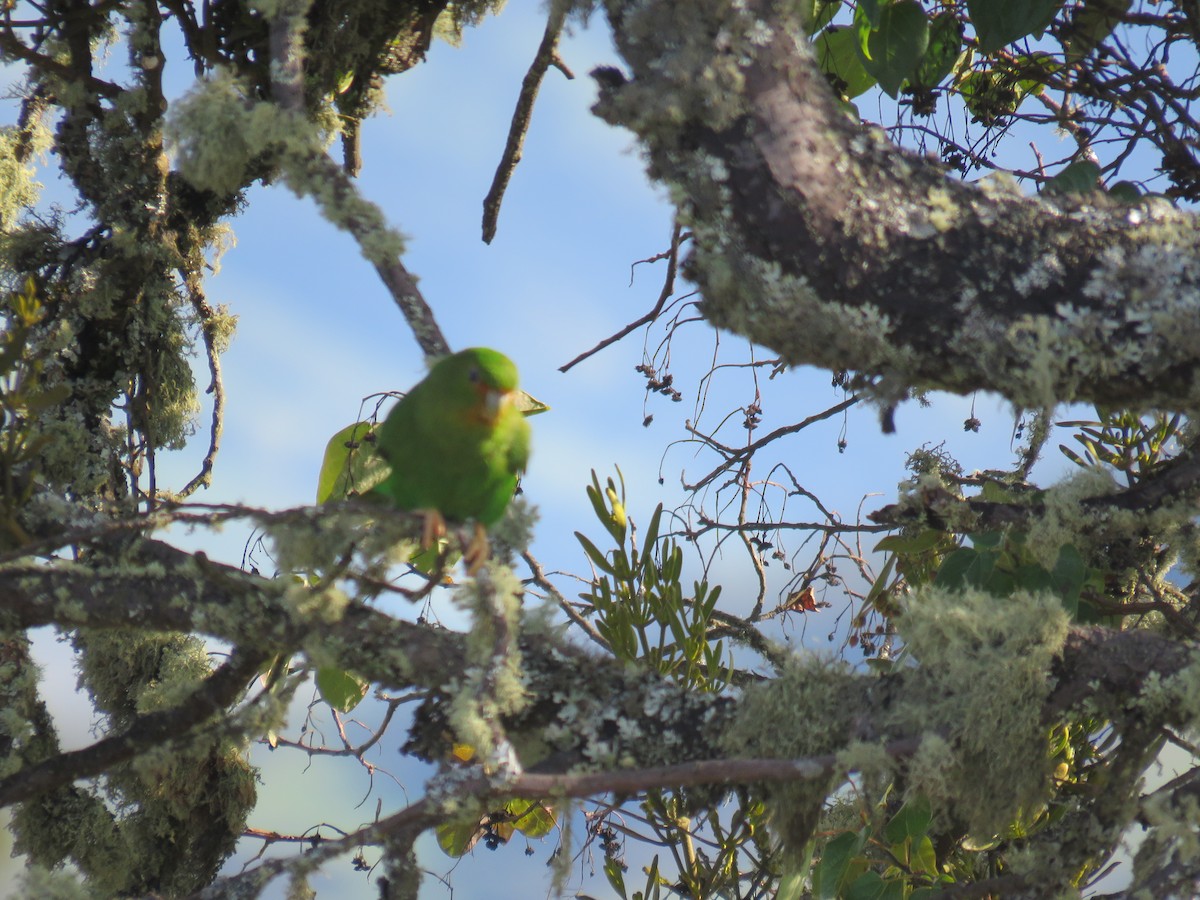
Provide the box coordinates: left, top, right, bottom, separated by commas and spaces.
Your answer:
14, 866, 93, 900
720, 654, 859, 855
896, 586, 1069, 837
0, 127, 46, 234
1024, 467, 1118, 570
446, 564, 527, 762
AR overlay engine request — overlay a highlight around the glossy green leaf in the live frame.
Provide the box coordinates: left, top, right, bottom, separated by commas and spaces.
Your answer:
316, 420, 389, 504
817, 26, 879, 98
858, 1, 930, 98
968, 0, 1064, 53
315, 666, 369, 713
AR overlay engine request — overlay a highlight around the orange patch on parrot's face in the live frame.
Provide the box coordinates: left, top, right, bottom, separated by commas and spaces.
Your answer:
470, 383, 513, 426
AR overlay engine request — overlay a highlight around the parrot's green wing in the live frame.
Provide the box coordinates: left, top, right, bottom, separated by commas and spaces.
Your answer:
374, 348, 531, 526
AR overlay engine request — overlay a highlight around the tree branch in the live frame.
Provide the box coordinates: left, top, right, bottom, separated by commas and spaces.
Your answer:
599, 0, 1200, 412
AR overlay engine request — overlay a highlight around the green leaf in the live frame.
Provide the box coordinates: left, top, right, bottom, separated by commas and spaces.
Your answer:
814, 830, 865, 899
846, 871, 906, 900
436, 817, 481, 856
968, 0, 1064, 53
875, 530, 945, 554
804, 0, 843, 36
1107, 180, 1142, 203
316, 421, 389, 504
640, 504, 663, 572
604, 857, 628, 898
1044, 160, 1101, 195
884, 794, 932, 843
910, 833, 938, 875
1065, 0, 1130, 63
315, 666, 370, 713
912, 12, 963, 88
508, 799, 557, 837
816, 26, 879, 99
934, 547, 978, 588
576, 531, 617, 575
857, 1, 930, 98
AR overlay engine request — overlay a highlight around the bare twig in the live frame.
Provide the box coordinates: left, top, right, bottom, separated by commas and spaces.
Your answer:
560, 222, 685, 372
266, 3, 449, 358
482, 0, 571, 243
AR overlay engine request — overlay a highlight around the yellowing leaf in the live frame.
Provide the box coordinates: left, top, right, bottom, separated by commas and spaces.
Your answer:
316, 421, 390, 504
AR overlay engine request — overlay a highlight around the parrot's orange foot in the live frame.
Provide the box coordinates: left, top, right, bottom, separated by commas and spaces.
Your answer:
463, 522, 491, 575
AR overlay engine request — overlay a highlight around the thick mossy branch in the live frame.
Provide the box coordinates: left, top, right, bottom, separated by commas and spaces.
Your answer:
598, 0, 1200, 412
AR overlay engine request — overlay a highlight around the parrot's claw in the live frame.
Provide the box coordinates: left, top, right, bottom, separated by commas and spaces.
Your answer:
463, 523, 491, 575
421, 509, 448, 550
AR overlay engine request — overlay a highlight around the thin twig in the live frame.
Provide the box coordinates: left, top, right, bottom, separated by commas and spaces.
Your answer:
560, 222, 684, 372
482, 0, 571, 243
267, 4, 449, 358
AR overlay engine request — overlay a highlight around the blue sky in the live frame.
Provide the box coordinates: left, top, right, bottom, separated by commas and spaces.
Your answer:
1, 2, 1166, 897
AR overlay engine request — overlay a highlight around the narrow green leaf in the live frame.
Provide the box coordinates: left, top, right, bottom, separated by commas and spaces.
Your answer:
641, 504, 663, 572
576, 532, 617, 575
875, 530, 944, 554
604, 857, 628, 898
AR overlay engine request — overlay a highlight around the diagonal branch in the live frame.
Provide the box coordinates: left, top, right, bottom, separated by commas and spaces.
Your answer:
482, 0, 572, 244
0, 648, 266, 807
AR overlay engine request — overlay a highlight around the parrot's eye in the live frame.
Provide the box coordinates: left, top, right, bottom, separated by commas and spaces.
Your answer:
467, 367, 481, 383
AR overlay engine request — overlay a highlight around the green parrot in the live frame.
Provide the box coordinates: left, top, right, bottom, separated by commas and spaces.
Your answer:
374, 347, 530, 569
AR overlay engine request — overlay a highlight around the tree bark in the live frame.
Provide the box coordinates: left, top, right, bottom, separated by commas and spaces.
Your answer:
598, 0, 1200, 413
